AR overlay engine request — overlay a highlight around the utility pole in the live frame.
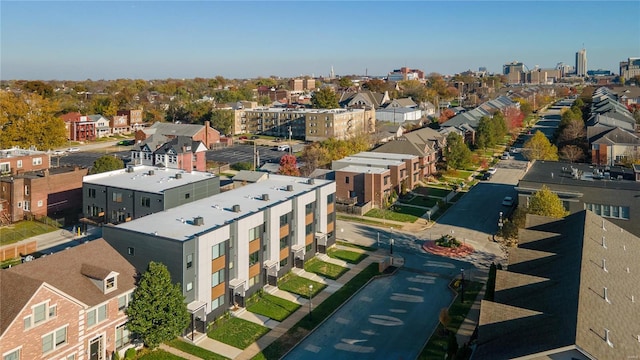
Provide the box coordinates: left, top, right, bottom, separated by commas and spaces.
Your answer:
288, 126, 292, 155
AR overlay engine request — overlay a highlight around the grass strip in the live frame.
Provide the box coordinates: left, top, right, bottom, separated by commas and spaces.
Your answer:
278, 276, 325, 298
165, 338, 229, 360
260, 262, 380, 359
303, 257, 349, 280
327, 248, 368, 264
137, 349, 186, 360
247, 293, 300, 322
208, 317, 270, 350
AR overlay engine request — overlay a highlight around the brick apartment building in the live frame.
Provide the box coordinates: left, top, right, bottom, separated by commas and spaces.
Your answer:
0, 240, 138, 360
60, 113, 96, 142
117, 109, 144, 133
0, 148, 50, 175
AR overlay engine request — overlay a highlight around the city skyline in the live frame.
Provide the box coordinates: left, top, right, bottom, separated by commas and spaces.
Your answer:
1, 1, 639, 81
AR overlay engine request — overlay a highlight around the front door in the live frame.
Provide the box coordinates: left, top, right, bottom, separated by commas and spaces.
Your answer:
90, 336, 103, 360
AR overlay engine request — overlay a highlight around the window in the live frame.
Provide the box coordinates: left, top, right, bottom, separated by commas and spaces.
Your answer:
184, 193, 190, 199
42, 326, 67, 353
248, 274, 259, 287
118, 293, 133, 311
249, 224, 263, 241
327, 193, 334, 204
306, 223, 314, 236
212, 243, 225, 259
211, 295, 224, 311
384, 176, 390, 185
32, 157, 43, 166
141, 196, 151, 207
127, 247, 135, 256
279, 258, 288, 267
115, 323, 131, 350
87, 304, 107, 327
249, 251, 259, 266
112, 192, 123, 203
585, 203, 630, 220
280, 235, 290, 249
186, 254, 193, 268
306, 244, 313, 252
106, 277, 115, 290
17, 160, 22, 168
24, 185, 29, 195
67, 354, 75, 360
3, 349, 20, 360
37, 200, 43, 207
33, 303, 46, 324
305, 202, 315, 215
0, 163, 10, 173
345, 177, 350, 184
48, 305, 56, 318
280, 212, 291, 227
211, 269, 225, 287
24, 316, 31, 330
88, 188, 96, 198
186, 282, 193, 292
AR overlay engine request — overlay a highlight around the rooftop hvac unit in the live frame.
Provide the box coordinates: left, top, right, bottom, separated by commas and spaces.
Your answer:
286, 185, 294, 192
193, 216, 204, 226
232, 204, 241, 213
262, 194, 269, 201
175, 173, 182, 179
148, 170, 155, 176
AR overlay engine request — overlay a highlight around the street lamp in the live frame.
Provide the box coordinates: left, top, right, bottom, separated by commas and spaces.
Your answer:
377, 231, 380, 247
308, 284, 313, 320
460, 269, 465, 303
498, 211, 504, 232
390, 238, 394, 255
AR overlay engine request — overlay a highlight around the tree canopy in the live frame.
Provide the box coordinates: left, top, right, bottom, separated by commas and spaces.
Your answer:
278, 154, 300, 176
0, 91, 66, 150
208, 109, 234, 135
476, 114, 507, 149
89, 155, 124, 174
443, 132, 472, 170
527, 185, 569, 218
311, 87, 339, 109
522, 131, 559, 161
126, 262, 190, 349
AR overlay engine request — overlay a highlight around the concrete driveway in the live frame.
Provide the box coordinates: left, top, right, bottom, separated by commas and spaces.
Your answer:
284, 269, 454, 360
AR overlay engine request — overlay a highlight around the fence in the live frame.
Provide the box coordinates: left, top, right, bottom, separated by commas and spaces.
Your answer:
1, 241, 37, 262
336, 201, 373, 216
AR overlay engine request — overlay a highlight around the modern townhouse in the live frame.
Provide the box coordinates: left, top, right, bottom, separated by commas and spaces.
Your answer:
0, 240, 137, 360
333, 165, 391, 207
101, 174, 336, 328
332, 156, 408, 197
347, 151, 422, 190
373, 126, 445, 177
82, 165, 220, 225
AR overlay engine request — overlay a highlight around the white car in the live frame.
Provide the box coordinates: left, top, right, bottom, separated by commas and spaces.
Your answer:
501, 152, 510, 160
487, 167, 497, 175
502, 196, 514, 206
52, 150, 66, 156
67, 147, 80, 153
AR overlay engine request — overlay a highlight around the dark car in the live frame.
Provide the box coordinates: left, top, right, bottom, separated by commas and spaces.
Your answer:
251, 135, 260, 140
117, 139, 135, 146
481, 172, 492, 180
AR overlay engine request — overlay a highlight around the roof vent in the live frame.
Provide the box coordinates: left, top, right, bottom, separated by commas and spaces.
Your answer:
175, 173, 182, 179
232, 204, 241, 213
307, 178, 315, 185
602, 236, 606, 249
286, 185, 294, 192
604, 287, 610, 303
148, 170, 155, 176
262, 194, 269, 201
602, 258, 608, 272
193, 216, 204, 226
605, 328, 613, 347
126, 166, 134, 173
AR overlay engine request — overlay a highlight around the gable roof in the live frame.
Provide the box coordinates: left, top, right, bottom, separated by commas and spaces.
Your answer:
0, 271, 45, 336
475, 211, 640, 359
590, 126, 640, 145
153, 136, 207, 155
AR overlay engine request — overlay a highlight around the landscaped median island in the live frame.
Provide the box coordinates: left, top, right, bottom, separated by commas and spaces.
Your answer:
257, 262, 381, 359
303, 257, 349, 280
247, 292, 301, 322
423, 234, 475, 257
208, 317, 270, 350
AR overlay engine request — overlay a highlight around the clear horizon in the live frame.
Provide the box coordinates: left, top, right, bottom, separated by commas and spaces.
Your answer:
1, 1, 639, 81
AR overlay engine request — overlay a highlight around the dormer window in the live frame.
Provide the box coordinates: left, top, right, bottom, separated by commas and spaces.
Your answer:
106, 277, 115, 290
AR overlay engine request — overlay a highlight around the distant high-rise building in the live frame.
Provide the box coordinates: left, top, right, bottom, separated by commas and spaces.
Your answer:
330, 66, 335, 80
576, 48, 587, 77
620, 57, 640, 80
503, 61, 525, 84
479, 66, 487, 72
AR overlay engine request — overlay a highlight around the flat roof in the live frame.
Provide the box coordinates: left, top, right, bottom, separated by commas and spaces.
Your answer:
83, 165, 216, 194
246, 108, 364, 114
335, 165, 389, 174
335, 156, 404, 167
351, 151, 418, 161
520, 160, 640, 191
112, 174, 333, 241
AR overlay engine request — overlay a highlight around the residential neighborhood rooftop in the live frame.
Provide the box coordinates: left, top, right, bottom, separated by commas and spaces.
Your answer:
333, 165, 389, 174
518, 160, 638, 191
111, 174, 333, 241
350, 151, 419, 161
83, 165, 215, 194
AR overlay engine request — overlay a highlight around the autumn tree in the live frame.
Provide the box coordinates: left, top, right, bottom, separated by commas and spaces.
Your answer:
89, 96, 117, 118
476, 114, 507, 150
90, 155, 124, 174
22, 80, 54, 98
438, 108, 456, 123
398, 80, 428, 102
299, 142, 330, 176
0, 91, 66, 149
503, 107, 524, 135
338, 77, 353, 88
528, 185, 569, 218
362, 78, 390, 93
278, 154, 300, 176
514, 97, 533, 116
522, 131, 559, 161
126, 262, 190, 349
559, 144, 584, 163
311, 87, 339, 109
444, 132, 472, 170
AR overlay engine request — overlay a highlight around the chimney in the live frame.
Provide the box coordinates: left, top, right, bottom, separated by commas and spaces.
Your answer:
262, 194, 269, 201
286, 185, 294, 192
193, 216, 204, 226
205, 121, 210, 149
232, 204, 241, 213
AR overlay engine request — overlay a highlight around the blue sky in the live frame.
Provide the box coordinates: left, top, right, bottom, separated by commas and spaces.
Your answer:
1, 1, 639, 80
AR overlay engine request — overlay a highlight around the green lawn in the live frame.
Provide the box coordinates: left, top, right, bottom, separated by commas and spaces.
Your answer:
260, 263, 381, 359
208, 317, 269, 350
0, 220, 60, 246
403, 195, 438, 208
304, 257, 349, 280
165, 338, 228, 360
137, 349, 186, 360
327, 248, 368, 264
278, 275, 326, 298
414, 186, 451, 198
335, 241, 377, 252
442, 169, 473, 180
419, 281, 484, 360
365, 207, 420, 223
247, 293, 300, 321
336, 214, 401, 229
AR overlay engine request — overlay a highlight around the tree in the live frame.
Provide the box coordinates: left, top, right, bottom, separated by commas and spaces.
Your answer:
311, 87, 339, 109
522, 131, 558, 161
503, 107, 524, 135
22, 80, 54, 98
0, 91, 66, 149
514, 98, 533, 116
528, 185, 569, 218
89, 96, 117, 118
126, 262, 190, 349
208, 109, 233, 135
90, 155, 124, 174
438, 108, 456, 123
338, 76, 353, 88
299, 142, 330, 176
362, 78, 389, 93
444, 132, 472, 170
278, 154, 300, 176
559, 144, 584, 163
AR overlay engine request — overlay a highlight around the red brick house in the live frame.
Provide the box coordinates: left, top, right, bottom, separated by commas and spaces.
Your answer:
0, 148, 50, 176
0, 239, 138, 360
60, 113, 96, 142
117, 109, 144, 132
134, 121, 221, 149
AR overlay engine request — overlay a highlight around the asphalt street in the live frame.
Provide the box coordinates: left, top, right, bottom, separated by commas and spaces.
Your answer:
205, 144, 286, 166
284, 270, 454, 360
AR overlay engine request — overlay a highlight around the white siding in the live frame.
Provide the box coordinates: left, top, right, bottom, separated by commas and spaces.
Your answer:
195, 226, 230, 310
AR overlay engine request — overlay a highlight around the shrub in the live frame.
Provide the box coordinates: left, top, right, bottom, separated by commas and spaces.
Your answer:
436, 234, 461, 248
124, 348, 136, 360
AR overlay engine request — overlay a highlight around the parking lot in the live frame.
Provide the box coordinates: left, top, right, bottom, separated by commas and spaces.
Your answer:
205, 144, 294, 166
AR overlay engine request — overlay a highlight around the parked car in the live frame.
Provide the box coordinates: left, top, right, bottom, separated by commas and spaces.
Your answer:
501, 152, 510, 160
67, 147, 80, 153
481, 172, 492, 181
487, 167, 497, 175
117, 139, 135, 146
502, 196, 514, 206
250, 135, 260, 140
277, 144, 290, 152
52, 150, 66, 156
239, 135, 248, 140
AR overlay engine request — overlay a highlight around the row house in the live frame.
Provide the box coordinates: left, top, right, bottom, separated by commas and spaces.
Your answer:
348, 152, 421, 190
1, 166, 88, 225
0, 239, 138, 360
117, 110, 144, 133
332, 156, 408, 199
82, 165, 220, 225
102, 174, 336, 328
334, 165, 391, 207
373, 127, 445, 178
88, 115, 111, 138
131, 136, 208, 172
60, 113, 96, 142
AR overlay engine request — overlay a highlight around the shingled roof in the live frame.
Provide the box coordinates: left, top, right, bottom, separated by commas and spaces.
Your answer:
475, 211, 640, 359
